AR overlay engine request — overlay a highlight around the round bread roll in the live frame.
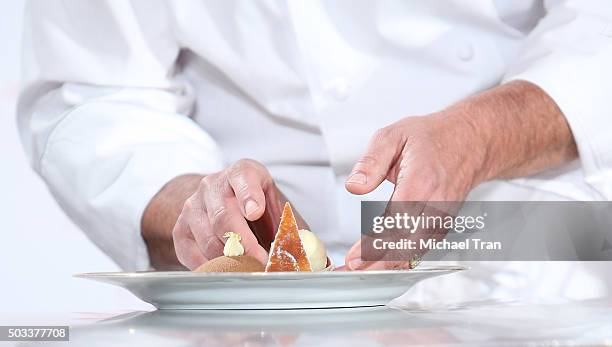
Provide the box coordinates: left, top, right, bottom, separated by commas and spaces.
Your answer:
194, 255, 264, 273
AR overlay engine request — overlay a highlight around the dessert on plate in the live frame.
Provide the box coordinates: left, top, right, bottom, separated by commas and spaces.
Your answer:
194, 232, 265, 272
195, 202, 329, 273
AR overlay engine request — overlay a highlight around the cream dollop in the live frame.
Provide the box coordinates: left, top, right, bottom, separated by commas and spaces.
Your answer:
223, 232, 244, 257
298, 229, 327, 271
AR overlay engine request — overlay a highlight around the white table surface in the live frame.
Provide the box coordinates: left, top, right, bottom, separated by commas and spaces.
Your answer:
6, 298, 612, 347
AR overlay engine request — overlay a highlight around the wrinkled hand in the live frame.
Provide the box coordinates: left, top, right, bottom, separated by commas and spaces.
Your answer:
172, 159, 303, 269
344, 111, 484, 270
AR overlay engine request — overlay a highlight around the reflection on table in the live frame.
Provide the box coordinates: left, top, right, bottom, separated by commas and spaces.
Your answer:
21, 299, 612, 347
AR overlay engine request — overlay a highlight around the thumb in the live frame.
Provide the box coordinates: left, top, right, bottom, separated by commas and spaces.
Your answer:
346, 128, 403, 195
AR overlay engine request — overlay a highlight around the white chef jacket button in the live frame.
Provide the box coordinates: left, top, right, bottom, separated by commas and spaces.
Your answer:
324, 78, 350, 101
457, 43, 474, 61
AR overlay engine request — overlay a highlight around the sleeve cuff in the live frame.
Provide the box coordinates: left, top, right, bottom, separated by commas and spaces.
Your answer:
503, 62, 612, 198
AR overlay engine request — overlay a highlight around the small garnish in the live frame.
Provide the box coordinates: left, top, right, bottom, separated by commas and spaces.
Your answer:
223, 232, 244, 257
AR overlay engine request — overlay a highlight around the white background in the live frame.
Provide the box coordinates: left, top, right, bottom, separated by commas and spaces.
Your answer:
0, 1, 151, 314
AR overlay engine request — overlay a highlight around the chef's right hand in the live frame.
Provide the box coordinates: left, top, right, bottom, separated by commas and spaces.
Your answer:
172, 159, 282, 269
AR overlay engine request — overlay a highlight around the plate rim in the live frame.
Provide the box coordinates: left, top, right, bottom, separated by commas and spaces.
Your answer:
74, 265, 467, 279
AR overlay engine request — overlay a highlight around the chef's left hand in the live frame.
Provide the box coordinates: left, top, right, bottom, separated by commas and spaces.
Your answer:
342, 81, 578, 270
343, 111, 481, 270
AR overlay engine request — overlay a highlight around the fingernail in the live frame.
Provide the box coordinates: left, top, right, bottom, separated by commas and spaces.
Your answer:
348, 258, 364, 270
244, 199, 259, 216
347, 172, 367, 185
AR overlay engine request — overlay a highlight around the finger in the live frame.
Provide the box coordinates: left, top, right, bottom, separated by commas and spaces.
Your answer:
346, 244, 410, 270
227, 159, 270, 221
344, 237, 387, 270
187, 208, 226, 261
202, 175, 269, 264
345, 238, 362, 270
346, 127, 404, 195
179, 194, 225, 261
348, 258, 411, 271
172, 215, 207, 270
345, 229, 416, 271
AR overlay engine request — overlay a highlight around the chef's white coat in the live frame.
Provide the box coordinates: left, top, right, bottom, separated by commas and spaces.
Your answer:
17, 0, 612, 281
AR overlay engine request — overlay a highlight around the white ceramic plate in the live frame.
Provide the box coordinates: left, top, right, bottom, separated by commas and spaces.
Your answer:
75, 266, 465, 310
